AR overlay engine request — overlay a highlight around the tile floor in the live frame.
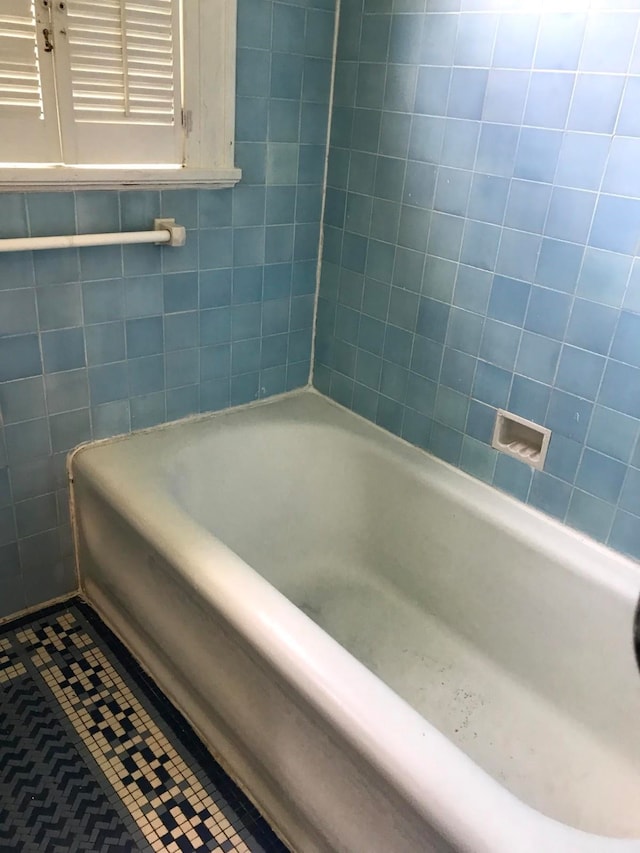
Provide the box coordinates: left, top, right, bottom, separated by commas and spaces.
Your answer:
0, 599, 289, 853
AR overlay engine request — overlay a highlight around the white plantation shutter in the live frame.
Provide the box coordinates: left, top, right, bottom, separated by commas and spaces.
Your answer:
0, 0, 61, 162
55, 0, 183, 164
0, 0, 240, 188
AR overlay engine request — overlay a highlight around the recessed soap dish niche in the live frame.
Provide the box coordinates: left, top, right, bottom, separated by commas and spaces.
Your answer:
491, 410, 551, 470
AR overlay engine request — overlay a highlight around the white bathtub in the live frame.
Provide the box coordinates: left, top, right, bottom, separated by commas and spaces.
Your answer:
70, 389, 640, 853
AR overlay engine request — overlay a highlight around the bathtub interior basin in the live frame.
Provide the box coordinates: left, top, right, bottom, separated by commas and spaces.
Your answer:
71, 389, 640, 851
166, 392, 640, 840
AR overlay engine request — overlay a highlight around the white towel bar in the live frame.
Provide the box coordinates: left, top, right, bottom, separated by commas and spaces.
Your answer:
0, 218, 186, 253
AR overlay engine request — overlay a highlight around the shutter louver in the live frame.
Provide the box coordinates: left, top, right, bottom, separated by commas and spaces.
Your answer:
0, 0, 43, 115
66, 0, 177, 126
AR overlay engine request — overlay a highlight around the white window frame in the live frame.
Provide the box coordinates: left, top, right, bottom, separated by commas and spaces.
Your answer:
0, 0, 241, 191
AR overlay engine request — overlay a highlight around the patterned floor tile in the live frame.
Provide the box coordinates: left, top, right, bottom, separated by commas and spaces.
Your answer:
0, 600, 289, 853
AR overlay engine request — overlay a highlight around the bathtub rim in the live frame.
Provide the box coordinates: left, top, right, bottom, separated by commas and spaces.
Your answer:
70, 388, 640, 853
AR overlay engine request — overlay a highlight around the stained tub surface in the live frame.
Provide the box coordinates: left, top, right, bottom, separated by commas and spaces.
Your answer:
71, 389, 640, 853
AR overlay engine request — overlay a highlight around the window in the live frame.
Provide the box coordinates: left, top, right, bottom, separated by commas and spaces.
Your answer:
0, 0, 240, 189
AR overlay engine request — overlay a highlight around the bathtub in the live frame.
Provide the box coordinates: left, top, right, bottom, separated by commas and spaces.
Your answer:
70, 389, 640, 853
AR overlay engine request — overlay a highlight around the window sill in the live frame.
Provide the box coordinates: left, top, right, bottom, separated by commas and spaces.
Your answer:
0, 166, 242, 192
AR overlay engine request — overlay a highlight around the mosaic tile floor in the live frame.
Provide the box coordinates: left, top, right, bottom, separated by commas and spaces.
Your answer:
0, 600, 290, 853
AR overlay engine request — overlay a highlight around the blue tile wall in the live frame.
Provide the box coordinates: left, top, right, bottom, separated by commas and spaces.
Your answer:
0, 0, 335, 618
314, 0, 640, 563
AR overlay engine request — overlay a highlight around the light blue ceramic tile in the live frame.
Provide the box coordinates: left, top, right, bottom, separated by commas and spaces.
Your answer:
504, 181, 551, 235
14, 494, 58, 539
576, 448, 626, 503
535, 239, 584, 294
384, 325, 413, 366
603, 136, 640, 199
479, 317, 520, 371
576, 248, 632, 308
76, 192, 120, 235
472, 361, 511, 409
514, 128, 563, 183
49, 409, 91, 453
524, 287, 571, 340
617, 76, 640, 137
88, 362, 129, 406
587, 405, 640, 463
524, 72, 575, 129
36, 283, 83, 331
28, 193, 76, 238
599, 360, 640, 420
454, 13, 497, 67
590, 195, 640, 256
611, 311, 640, 368
166, 349, 199, 389
460, 436, 497, 483
440, 119, 479, 170
488, 276, 531, 326
440, 347, 475, 395
609, 509, 640, 559
125, 317, 164, 358
0, 194, 28, 239
34, 248, 80, 288
568, 74, 624, 134
128, 355, 165, 397
493, 453, 533, 502
419, 12, 457, 65
566, 490, 614, 542
555, 346, 605, 401
493, 13, 539, 70
44, 369, 90, 414
534, 13, 585, 71
565, 298, 618, 355
619, 467, 640, 516
408, 115, 444, 165
528, 470, 571, 520
85, 322, 126, 366
92, 400, 131, 440
466, 398, 494, 443
0, 377, 46, 424
8, 457, 55, 504
546, 389, 593, 443
555, 132, 611, 191
120, 191, 160, 231
453, 265, 492, 314
4, 418, 51, 464
476, 124, 519, 178
483, 70, 529, 124
580, 12, 637, 73
82, 279, 125, 324
515, 331, 560, 386
467, 174, 509, 226
545, 189, 597, 245
544, 432, 582, 484
495, 229, 540, 283
0, 289, 38, 336
446, 306, 483, 356
41, 328, 86, 374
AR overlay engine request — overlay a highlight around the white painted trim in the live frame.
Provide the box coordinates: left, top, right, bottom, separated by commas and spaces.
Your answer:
182, 0, 237, 173
0, 166, 242, 192
0, 0, 239, 190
